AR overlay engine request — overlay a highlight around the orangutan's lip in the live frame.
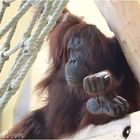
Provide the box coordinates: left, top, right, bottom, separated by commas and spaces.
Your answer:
66, 76, 75, 80
66, 78, 77, 84
66, 77, 83, 86
66, 77, 82, 82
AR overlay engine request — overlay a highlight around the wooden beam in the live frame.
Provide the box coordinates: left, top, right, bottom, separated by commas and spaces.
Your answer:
94, 1, 140, 83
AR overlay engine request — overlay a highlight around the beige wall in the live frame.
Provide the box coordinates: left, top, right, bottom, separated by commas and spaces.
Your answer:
67, 0, 113, 37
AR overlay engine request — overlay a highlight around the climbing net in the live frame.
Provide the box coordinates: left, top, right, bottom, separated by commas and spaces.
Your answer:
0, 0, 69, 111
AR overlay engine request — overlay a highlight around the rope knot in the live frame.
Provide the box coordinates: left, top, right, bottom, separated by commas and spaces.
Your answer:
0, 48, 9, 60
3, 0, 15, 6
8, 82, 19, 91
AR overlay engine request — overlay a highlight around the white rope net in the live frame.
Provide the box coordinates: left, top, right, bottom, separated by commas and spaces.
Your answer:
0, 0, 69, 111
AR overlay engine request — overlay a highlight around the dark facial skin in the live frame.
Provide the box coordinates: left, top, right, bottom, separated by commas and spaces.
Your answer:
65, 36, 129, 117
65, 37, 90, 86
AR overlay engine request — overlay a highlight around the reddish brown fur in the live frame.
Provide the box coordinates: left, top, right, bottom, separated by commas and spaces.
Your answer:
3, 11, 140, 139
